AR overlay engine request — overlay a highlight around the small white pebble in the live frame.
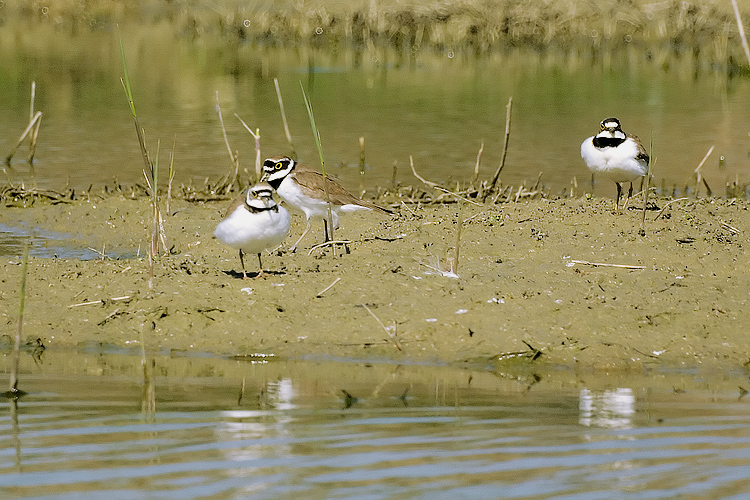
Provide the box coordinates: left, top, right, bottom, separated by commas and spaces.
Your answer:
241, 287, 253, 295
456, 309, 468, 314
426, 318, 437, 323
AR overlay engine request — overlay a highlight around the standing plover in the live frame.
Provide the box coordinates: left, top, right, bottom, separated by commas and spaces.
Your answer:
214, 183, 290, 278
261, 156, 392, 251
581, 117, 649, 209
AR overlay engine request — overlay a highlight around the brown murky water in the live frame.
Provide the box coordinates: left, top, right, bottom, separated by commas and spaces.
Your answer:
2, 350, 750, 499
1, 26, 749, 197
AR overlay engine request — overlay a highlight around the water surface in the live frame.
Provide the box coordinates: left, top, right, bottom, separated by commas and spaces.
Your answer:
1, 26, 748, 199
2, 351, 750, 499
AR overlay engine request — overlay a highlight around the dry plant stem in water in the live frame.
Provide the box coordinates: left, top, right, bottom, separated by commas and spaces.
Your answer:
235, 114, 261, 181
215, 92, 240, 190
489, 96, 513, 194
6, 81, 42, 166
693, 145, 714, 198
471, 140, 484, 187
7, 243, 29, 397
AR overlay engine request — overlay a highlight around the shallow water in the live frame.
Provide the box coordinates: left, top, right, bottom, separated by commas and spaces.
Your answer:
2, 351, 750, 499
1, 26, 749, 200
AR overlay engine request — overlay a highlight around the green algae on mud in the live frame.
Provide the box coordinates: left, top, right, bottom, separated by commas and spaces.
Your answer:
1, 194, 749, 373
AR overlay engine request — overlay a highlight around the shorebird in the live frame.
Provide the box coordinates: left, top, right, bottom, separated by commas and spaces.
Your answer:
260, 156, 392, 251
581, 117, 649, 209
214, 182, 290, 278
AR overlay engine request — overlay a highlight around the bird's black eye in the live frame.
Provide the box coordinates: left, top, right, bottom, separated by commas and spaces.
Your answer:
600, 122, 605, 130
252, 191, 258, 197
275, 162, 283, 170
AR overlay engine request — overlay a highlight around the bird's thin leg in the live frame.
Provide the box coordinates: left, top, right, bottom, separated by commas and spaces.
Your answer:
255, 253, 264, 279
622, 182, 634, 211
323, 220, 330, 242
615, 183, 623, 211
290, 218, 312, 253
239, 250, 248, 279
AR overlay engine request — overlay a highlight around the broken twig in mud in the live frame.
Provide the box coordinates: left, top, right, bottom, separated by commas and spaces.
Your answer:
569, 259, 646, 270
308, 240, 352, 255
316, 277, 341, 297
653, 197, 689, 220
720, 221, 741, 234
410, 156, 482, 206
68, 295, 132, 308
361, 304, 402, 351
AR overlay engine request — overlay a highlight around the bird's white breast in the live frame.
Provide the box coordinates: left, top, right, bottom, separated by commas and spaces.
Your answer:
581, 136, 647, 183
214, 205, 291, 255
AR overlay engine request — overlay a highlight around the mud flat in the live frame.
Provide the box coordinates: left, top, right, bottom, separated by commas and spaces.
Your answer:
1, 193, 748, 374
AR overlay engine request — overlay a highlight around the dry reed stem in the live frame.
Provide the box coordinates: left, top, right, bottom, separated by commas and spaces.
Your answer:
316, 277, 341, 297
361, 303, 402, 351
6, 111, 42, 165
720, 221, 741, 234
409, 155, 440, 189
693, 145, 714, 197
732, 0, 750, 68
166, 139, 176, 215
274, 78, 296, 160
215, 92, 240, 190
359, 136, 366, 194
307, 239, 352, 255
8, 243, 28, 396
569, 259, 645, 269
471, 140, 484, 186
234, 114, 261, 182
453, 199, 465, 274
434, 186, 483, 206
653, 197, 689, 220
489, 96, 513, 194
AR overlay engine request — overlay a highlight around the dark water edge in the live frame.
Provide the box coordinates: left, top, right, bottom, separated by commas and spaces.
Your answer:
3, 0, 750, 72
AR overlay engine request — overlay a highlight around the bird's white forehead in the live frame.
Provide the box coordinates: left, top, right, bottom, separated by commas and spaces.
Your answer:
603, 120, 620, 128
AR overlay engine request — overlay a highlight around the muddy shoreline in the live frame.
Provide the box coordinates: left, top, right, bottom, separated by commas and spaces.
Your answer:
1, 193, 748, 374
